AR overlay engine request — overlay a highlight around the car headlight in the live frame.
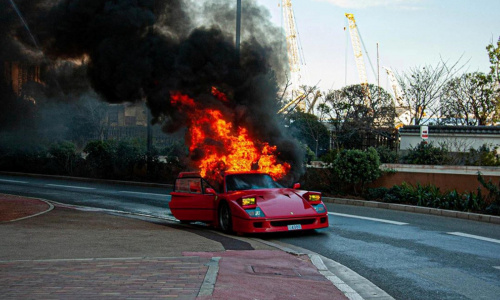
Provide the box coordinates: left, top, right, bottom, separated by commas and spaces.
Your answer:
242, 197, 256, 206
308, 194, 321, 203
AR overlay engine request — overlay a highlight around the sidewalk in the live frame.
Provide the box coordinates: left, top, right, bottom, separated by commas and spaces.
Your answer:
0, 194, 349, 299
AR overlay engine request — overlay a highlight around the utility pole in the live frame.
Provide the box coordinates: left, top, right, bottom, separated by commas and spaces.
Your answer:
377, 42, 380, 100
235, 0, 242, 60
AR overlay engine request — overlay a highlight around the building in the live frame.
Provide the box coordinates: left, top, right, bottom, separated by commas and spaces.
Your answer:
106, 103, 148, 127
4, 61, 41, 96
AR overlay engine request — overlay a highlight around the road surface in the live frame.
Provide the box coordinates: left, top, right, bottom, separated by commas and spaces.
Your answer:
1, 174, 499, 299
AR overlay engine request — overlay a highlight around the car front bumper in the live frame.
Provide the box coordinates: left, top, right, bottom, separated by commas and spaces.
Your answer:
231, 214, 329, 233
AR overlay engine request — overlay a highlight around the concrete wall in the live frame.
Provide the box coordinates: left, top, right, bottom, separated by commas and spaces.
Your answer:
399, 126, 500, 152
370, 164, 500, 193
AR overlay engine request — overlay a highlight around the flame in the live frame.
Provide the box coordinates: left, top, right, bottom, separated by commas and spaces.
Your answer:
170, 91, 290, 182
211, 86, 229, 102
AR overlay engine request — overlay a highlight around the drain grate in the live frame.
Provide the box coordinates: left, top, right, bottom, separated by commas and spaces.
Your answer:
250, 265, 301, 277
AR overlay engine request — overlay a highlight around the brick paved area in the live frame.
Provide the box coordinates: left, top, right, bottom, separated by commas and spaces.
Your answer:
0, 257, 210, 299
0, 194, 51, 222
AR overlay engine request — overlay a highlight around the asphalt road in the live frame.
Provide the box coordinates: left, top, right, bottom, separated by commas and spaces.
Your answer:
265, 203, 500, 300
0, 175, 173, 219
1, 174, 499, 299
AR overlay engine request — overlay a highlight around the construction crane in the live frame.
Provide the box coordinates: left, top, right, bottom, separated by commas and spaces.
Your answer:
383, 67, 412, 128
307, 91, 322, 114
383, 67, 404, 107
345, 13, 371, 107
281, 0, 306, 111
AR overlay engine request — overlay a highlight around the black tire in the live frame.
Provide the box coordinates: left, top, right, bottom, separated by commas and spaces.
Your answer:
218, 202, 233, 233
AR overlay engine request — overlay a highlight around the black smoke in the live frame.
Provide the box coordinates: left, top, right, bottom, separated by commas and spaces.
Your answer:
0, 0, 304, 180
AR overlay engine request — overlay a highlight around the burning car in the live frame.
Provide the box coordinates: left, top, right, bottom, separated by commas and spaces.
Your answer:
169, 171, 329, 234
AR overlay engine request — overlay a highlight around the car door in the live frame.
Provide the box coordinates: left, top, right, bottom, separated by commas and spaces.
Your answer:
169, 177, 216, 222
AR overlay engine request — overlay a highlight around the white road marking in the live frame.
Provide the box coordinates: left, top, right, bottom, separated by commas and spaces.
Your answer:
46, 184, 96, 190
447, 232, 500, 245
0, 179, 28, 184
494, 266, 500, 270
328, 212, 408, 225
119, 191, 168, 197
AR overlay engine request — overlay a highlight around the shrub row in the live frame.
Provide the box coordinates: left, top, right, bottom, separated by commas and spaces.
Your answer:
365, 174, 500, 216
366, 183, 485, 212
0, 139, 186, 183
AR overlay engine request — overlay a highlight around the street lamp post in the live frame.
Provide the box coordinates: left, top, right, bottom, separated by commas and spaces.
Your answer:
236, 0, 241, 59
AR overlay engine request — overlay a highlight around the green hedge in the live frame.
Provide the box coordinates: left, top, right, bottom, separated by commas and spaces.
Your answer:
0, 139, 186, 183
366, 182, 492, 214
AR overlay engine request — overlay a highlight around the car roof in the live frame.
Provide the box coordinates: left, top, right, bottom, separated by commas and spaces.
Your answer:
177, 172, 201, 178
224, 171, 268, 176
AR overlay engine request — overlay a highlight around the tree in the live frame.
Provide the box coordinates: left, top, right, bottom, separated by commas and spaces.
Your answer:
486, 37, 500, 85
288, 111, 330, 158
68, 93, 110, 144
486, 37, 500, 120
442, 72, 498, 125
324, 84, 395, 149
396, 59, 464, 125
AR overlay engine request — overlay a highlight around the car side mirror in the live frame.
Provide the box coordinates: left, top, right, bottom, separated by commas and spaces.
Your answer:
205, 187, 217, 195
293, 183, 300, 189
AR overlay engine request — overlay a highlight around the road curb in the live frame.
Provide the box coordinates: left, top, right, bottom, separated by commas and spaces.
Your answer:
323, 197, 500, 225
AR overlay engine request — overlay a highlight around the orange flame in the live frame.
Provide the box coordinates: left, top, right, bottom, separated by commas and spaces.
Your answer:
211, 87, 229, 102
170, 91, 290, 182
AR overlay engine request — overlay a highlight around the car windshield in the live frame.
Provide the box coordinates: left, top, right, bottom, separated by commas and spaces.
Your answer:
225, 173, 284, 192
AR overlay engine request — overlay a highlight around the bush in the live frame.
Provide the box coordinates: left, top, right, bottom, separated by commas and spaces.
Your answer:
375, 146, 398, 163
0, 144, 50, 174
320, 149, 338, 165
402, 142, 451, 165
369, 182, 490, 214
332, 147, 381, 194
365, 187, 389, 200
477, 173, 500, 214
465, 145, 500, 166
48, 141, 79, 175
301, 167, 342, 195
113, 140, 147, 179
82, 139, 157, 180
382, 182, 415, 204
83, 140, 114, 178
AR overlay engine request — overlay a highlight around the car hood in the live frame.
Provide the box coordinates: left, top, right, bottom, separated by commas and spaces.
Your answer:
243, 188, 317, 218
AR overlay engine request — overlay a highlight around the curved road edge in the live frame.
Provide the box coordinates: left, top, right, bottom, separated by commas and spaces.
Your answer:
254, 238, 395, 300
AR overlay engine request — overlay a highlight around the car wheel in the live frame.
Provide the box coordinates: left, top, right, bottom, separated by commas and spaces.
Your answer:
218, 202, 233, 233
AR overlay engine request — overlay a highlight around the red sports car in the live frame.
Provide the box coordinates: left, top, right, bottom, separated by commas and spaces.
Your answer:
169, 171, 329, 234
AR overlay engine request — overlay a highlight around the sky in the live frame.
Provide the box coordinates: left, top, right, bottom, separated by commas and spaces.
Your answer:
255, 0, 500, 92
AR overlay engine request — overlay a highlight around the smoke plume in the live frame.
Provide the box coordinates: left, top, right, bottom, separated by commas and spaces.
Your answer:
0, 0, 304, 180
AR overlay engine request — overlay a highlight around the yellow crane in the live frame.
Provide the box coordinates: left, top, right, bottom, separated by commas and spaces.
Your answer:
345, 13, 371, 106
281, 0, 306, 111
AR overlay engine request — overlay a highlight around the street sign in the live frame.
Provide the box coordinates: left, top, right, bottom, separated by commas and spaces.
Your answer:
420, 126, 429, 140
